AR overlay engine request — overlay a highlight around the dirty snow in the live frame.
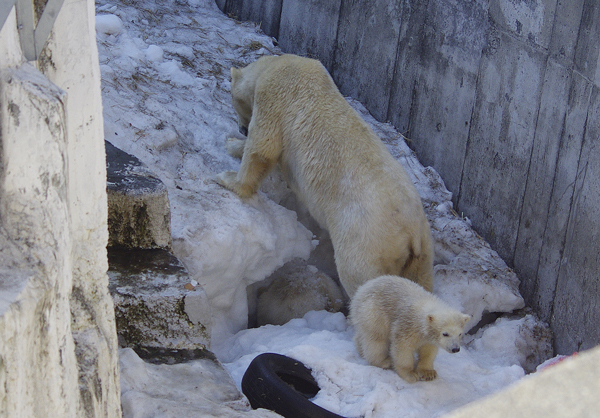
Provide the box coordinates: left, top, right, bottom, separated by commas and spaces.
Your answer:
95, 0, 552, 417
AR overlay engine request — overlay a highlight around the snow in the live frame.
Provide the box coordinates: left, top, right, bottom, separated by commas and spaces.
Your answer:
218, 311, 526, 418
94, 0, 552, 416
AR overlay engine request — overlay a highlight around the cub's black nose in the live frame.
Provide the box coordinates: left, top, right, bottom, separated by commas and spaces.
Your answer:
452, 347, 460, 353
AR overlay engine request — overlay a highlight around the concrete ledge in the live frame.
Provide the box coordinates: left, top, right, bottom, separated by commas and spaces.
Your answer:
445, 346, 600, 418
108, 248, 211, 350
106, 140, 172, 249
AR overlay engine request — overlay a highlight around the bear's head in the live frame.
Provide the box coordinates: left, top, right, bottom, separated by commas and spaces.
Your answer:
427, 312, 471, 354
230, 66, 252, 136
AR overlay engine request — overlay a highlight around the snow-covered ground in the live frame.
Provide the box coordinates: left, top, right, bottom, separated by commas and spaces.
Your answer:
95, 0, 553, 416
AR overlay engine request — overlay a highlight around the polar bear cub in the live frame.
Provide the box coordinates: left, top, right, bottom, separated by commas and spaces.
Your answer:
350, 275, 470, 383
217, 54, 433, 298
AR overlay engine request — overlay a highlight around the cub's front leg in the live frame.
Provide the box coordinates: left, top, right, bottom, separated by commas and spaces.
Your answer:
414, 344, 439, 381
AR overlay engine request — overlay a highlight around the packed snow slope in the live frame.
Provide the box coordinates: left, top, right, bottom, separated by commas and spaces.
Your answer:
95, 0, 553, 417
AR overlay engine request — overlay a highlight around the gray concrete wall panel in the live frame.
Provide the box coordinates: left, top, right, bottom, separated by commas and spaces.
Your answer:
514, 59, 571, 302
241, 0, 282, 39
574, 0, 600, 84
408, 63, 477, 197
532, 73, 593, 322
215, 0, 227, 13
548, 0, 585, 65
552, 86, 600, 354
387, 0, 430, 135
394, 0, 488, 197
457, 32, 546, 261
423, 0, 489, 74
222, 0, 243, 20
278, 0, 341, 71
332, 0, 404, 121
488, 0, 557, 49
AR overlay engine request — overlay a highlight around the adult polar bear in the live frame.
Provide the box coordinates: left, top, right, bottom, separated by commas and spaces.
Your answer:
217, 54, 433, 297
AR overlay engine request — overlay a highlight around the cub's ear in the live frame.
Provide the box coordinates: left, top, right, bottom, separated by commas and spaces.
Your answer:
461, 314, 471, 326
231, 67, 242, 82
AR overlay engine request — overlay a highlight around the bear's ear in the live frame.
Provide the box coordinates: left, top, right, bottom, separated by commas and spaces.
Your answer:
231, 67, 242, 83
461, 314, 471, 326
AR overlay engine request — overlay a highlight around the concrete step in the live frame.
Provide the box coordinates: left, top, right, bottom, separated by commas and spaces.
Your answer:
105, 141, 212, 352
108, 247, 211, 351
106, 140, 171, 250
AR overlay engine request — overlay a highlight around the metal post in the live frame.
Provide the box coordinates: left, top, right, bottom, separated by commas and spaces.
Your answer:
2, 0, 67, 61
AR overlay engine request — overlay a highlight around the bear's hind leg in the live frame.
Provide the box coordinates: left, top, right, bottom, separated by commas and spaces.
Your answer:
415, 344, 438, 381
402, 229, 434, 293
390, 344, 418, 383
225, 138, 246, 159
355, 332, 392, 369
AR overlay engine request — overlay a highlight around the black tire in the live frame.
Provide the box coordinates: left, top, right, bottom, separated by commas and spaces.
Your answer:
241, 353, 345, 418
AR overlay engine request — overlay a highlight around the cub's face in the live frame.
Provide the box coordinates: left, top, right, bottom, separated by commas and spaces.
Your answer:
428, 313, 470, 354
230, 67, 252, 136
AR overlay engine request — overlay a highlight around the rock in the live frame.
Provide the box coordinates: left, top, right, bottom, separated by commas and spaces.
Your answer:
253, 258, 345, 327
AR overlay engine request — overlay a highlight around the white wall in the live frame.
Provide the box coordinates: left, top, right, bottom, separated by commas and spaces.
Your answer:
0, 1, 120, 416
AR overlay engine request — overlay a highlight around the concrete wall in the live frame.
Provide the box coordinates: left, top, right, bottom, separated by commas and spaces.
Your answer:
0, 1, 121, 416
446, 347, 600, 418
217, 0, 600, 355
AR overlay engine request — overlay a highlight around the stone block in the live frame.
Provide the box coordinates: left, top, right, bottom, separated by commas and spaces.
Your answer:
333, 0, 404, 121
108, 248, 211, 350
457, 32, 546, 262
106, 140, 171, 250
278, 0, 341, 70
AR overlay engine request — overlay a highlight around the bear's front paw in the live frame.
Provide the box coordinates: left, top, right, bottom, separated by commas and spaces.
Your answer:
225, 138, 246, 159
216, 171, 238, 190
216, 171, 255, 198
414, 368, 437, 382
